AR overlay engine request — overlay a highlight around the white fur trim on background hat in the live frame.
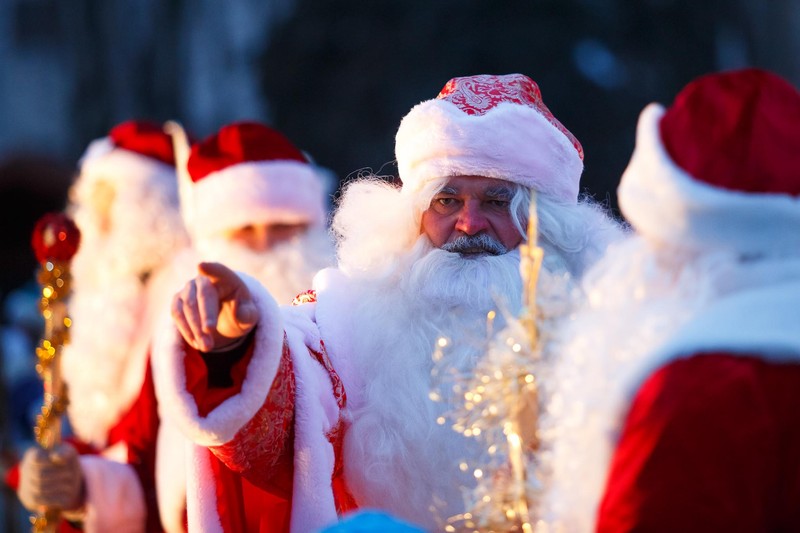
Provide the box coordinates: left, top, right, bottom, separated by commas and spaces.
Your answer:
395, 73, 584, 203
185, 121, 328, 240
77, 139, 176, 195
191, 160, 326, 240
618, 103, 800, 256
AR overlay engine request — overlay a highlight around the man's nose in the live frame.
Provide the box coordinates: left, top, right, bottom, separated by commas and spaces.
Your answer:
454, 202, 490, 235
249, 225, 274, 252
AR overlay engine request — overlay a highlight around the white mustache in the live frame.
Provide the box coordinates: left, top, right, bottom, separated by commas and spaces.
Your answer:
441, 234, 507, 256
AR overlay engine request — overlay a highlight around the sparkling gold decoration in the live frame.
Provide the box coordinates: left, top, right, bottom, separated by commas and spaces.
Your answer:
29, 213, 80, 533
432, 191, 547, 532
33, 260, 72, 450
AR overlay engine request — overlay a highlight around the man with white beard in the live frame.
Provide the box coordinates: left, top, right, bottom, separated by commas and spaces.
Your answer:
16, 121, 335, 533
539, 69, 800, 532
16, 121, 190, 532
154, 73, 622, 532
154, 120, 336, 532
177, 121, 335, 306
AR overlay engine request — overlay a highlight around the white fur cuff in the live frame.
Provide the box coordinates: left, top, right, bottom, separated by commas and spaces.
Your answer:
152, 273, 286, 446
79, 456, 146, 533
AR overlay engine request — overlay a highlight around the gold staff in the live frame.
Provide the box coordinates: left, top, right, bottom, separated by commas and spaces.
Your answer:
29, 212, 81, 533
519, 190, 544, 345
507, 189, 543, 533
439, 189, 544, 532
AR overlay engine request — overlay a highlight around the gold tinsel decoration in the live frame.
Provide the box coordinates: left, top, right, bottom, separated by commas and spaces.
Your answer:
431, 190, 547, 532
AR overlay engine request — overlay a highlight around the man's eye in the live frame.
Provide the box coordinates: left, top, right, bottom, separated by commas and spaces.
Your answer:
436, 198, 455, 206
488, 200, 510, 208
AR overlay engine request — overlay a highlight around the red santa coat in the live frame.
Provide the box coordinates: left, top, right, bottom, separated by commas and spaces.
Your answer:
154, 271, 356, 533
154, 258, 559, 532
69, 243, 335, 533
597, 353, 800, 532
6, 268, 175, 533
59, 253, 198, 533
57, 266, 169, 532
544, 279, 800, 531
74, 359, 162, 532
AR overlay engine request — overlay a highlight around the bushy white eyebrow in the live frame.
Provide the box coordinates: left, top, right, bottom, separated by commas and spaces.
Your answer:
484, 186, 513, 200
434, 184, 513, 200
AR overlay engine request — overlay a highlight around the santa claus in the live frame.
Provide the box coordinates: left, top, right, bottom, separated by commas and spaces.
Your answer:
16, 121, 336, 533
175, 121, 335, 306
155, 73, 622, 533
153, 121, 335, 533
14, 121, 188, 532
539, 69, 800, 532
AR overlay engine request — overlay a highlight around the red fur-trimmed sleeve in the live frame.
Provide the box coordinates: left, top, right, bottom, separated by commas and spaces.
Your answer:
596, 353, 781, 533
152, 272, 287, 448
207, 339, 295, 491
184, 337, 258, 417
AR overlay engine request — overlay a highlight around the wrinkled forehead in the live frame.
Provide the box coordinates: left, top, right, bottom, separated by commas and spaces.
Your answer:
437, 175, 517, 197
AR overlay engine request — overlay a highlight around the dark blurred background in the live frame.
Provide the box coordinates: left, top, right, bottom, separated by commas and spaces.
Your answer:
2, 0, 800, 297
1, 0, 799, 528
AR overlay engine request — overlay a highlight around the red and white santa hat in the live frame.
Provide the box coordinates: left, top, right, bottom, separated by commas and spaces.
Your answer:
78, 120, 177, 190
395, 73, 584, 203
619, 68, 800, 256
185, 121, 326, 240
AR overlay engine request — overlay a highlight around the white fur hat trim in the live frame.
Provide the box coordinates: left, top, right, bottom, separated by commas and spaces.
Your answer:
191, 160, 327, 239
619, 103, 800, 256
395, 100, 583, 203
77, 137, 175, 191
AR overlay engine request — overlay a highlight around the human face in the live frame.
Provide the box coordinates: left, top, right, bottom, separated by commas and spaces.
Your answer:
420, 175, 523, 254
89, 180, 116, 235
225, 221, 309, 253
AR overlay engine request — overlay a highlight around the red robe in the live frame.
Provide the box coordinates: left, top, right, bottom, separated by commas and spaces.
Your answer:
182, 333, 356, 532
4, 361, 161, 533
598, 353, 800, 532
153, 278, 357, 533
541, 279, 800, 531
42, 251, 190, 533
77, 360, 162, 532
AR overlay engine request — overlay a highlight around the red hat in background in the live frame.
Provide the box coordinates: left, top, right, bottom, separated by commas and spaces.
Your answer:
618, 68, 800, 255
109, 121, 177, 167
74, 120, 178, 210
395, 73, 584, 203
185, 121, 326, 240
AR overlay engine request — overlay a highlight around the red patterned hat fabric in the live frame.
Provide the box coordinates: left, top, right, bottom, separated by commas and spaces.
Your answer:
437, 74, 584, 161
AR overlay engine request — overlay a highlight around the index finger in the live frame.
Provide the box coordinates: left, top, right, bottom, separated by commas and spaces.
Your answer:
196, 275, 220, 334
198, 262, 238, 284
198, 261, 251, 302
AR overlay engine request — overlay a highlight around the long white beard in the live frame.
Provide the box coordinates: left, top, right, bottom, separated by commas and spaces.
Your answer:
63, 274, 151, 447
195, 227, 335, 305
64, 192, 187, 446
342, 237, 523, 529
70, 181, 187, 288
